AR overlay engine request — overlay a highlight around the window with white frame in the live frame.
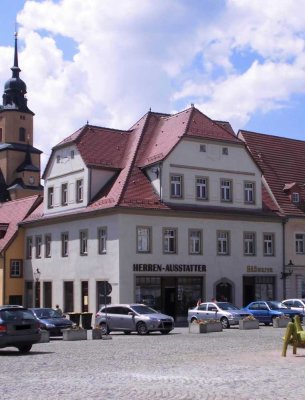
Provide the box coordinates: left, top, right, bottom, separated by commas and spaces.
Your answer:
263, 233, 275, 256
35, 235, 42, 259
26, 236, 33, 259
61, 183, 68, 206
10, 259, 23, 277
244, 232, 256, 256
76, 179, 83, 203
189, 230, 202, 254
220, 179, 232, 202
61, 232, 69, 257
217, 231, 230, 255
80, 230, 88, 255
296, 234, 305, 254
163, 228, 177, 253
292, 192, 300, 203
137, 227, 151, 253
170, 175, 183, 198
244, 182, 255, 204
45, 234, 51, 258
47, 187, 54, 209
196, 177, 208, 200
98, 227, 107, 254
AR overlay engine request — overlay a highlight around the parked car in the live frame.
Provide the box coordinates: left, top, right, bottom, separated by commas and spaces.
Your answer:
30, 308, 73, 336
282, 299, 305, 315
95, 304, 175, 335
188, 302, 252, 329
243, 301, 303, 325
0, 306, 41, 353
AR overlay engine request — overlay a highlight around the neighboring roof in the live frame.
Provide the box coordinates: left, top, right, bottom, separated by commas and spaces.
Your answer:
0, 143, 42, 154
239, 130, 305, 216
0, 195, 42, 252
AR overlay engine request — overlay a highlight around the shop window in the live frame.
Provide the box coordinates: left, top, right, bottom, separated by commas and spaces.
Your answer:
170, 175, 183, 198
220, 179, 232, 202
137, 226, 151, 253
35, 235, 42, 258
163, 228, 177, 254
10, 259, 23, 278
63, 281, 74, 313
263, 233, 275, 256
189, 230, 202, 254
98, 227, 107, 254
9, 295, 23, 305
244, 232, 256, 256
296, 234, 305, 254
96, 281, 111, 310
217, 231, 230, 255
61, 232, 69, 257
196, 177, 208, 200
43, 282, 52, 308
244, 182, 255, 204
45, 234, 52, 258
80, 230, 88, 256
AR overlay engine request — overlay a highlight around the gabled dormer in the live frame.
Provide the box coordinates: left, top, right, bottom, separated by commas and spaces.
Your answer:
283, 182, 302, 205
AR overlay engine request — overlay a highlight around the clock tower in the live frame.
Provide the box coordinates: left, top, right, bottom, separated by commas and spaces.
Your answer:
0, 33, 42, 201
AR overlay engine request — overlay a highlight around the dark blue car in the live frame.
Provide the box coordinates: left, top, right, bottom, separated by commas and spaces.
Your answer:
30, 308, 73, 336
243, 301, 303, 325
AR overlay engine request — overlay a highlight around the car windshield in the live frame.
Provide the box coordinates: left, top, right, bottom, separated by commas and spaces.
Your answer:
0, 309, 36, 321
216, 302, 240, 311
131, 305, 158, 314
33, 308, 62, 319
266, 301, 288, 310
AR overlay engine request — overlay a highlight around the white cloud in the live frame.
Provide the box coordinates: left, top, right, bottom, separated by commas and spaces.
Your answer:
0, 0, 305, 169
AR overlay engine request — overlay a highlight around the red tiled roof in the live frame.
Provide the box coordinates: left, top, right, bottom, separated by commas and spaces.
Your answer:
240, 130, 305, 216
0, 195, 42, 252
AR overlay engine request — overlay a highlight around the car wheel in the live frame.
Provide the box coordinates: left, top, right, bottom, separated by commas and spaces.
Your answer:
18, 344, 32, 353
99, 322, 110, 335
221, 317, 230, 329
160, 330, 171, 335
123, 331, 131, 335
264, 322, 271, 326
136, 321, 148, 335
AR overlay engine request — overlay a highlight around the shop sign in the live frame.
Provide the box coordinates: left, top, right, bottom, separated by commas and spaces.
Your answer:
247, 265, 273, 273
133, 263, 206, 273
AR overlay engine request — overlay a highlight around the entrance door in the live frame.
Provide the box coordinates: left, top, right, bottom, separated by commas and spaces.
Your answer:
164, 287, 176, 319
216, 281, 232, 302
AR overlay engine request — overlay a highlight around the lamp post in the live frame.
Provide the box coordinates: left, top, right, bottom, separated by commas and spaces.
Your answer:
33, 268, 41, 307
280, 260, 293, 299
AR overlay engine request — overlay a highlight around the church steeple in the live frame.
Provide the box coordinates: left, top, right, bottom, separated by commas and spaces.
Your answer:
1, 32, 33, 115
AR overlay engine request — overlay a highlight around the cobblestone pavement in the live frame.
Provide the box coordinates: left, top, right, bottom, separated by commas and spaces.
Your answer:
1, 326, 305, 400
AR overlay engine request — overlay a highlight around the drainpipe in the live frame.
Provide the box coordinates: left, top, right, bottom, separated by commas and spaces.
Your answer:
282, 219, 287, 299
159, 163, 162, 202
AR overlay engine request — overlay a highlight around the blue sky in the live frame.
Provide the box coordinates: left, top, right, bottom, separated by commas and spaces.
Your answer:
1, 0, 305, 166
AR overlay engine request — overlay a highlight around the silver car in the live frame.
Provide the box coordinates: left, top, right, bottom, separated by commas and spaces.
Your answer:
95, 304, 174, 335
188, 302, 252, 329
282, 299, 305, 315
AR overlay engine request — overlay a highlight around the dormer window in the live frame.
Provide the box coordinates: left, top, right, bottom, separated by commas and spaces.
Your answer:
292, 192, 300, 203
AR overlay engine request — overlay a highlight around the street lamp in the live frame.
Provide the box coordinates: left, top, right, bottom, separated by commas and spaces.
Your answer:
33, 268, 41, 307
281, 260, 293, 299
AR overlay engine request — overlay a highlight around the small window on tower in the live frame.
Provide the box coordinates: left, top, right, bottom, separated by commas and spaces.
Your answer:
0, 128, 2, 142
19, 127, 26, 141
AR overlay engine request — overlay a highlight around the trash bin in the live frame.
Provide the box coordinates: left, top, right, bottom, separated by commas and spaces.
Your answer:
68, 312, 81, 326
81, 312, 93, 329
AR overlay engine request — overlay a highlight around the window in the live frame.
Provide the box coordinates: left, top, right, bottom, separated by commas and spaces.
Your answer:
263, 233, 275, 256
71, 150, 75, 159
10, 260, 23, 278
217, 231, 230, 255
244, 232, 256, 256
244, 182, 255, 204
163, 228, 177, 253
76, 179, 83, 203
170, 175, 183, 198
296, 234, 305, 254
63, 281, 74, 313
220, 179, 232, 202
61, 232, 69, 257
189, 230, 202, 254
222, 147, 228, 155
26, 236, 33, 259
200, 144, 206, 152
80, 230, 88, 255
61, 183, 68, 206
0, 127, 2, 141
47, 187, 54, 209
137, 227, 151, 253
56, 155, 60, 163
196, 177, 208, 200
35, 235, 42, 259
98, 227, 107, 254
292, 192, 300, 203
45, 234, 51, 258
19, 127, 26, 141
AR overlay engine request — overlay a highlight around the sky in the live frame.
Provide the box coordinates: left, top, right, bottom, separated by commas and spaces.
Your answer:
1, 0, 305, 169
